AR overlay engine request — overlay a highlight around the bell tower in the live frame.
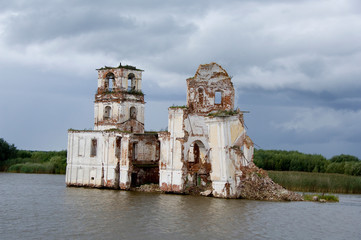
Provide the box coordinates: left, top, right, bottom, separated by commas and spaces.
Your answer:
94, 63, 145, 133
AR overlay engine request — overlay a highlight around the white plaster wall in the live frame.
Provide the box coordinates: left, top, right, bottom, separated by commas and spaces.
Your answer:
66, 131, 131, 189
94, 101, 144, 130
159, 108, 186, 191
206, 115, 241, 197
183, 114, 210, 162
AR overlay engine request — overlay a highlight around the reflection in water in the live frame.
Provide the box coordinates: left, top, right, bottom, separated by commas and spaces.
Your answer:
1, 173, 360, 240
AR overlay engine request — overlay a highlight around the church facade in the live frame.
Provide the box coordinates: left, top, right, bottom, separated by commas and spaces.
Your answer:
66, 62, 254, 198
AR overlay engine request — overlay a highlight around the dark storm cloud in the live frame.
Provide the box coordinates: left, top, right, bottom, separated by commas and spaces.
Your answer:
3, 2, 197, 58
1, 0, 361, 158
4, 9, 135, 44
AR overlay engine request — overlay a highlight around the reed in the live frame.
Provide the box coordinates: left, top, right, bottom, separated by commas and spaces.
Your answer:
268, 171, 361, 194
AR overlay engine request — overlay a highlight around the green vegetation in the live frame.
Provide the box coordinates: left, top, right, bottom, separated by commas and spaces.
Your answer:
144, 131, 159, 134
0, 138, 17, 162
254, 149, 361, 176
0, 138, 67, 174
303, 194, 339, 202
208, 110, 238, 117
96, 63, 143, 71
169, 105, 188, 109
127, 89, 144, 96
268, 171, 361, 194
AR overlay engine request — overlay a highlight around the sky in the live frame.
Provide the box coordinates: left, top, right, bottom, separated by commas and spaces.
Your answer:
0, 0, 361, 158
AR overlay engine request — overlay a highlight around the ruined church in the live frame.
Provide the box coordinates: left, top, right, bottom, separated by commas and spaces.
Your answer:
66, 62, 254, 198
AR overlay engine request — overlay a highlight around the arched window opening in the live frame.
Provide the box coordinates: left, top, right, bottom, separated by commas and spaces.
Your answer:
193, 143, 200, 164
189, 141, 206, 164
104, 106, 111, 119
106, 72, 115, 91
90, 138, 97, 157
132, 142, 138, 160
115, 136, 122, 158
215, 91, 222, 104
198, 88, 204, 106
130, 106, 137, 120
128, 73, 135, 91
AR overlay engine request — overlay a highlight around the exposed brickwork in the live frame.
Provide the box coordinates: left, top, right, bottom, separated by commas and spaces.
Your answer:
186, 63, 235, 115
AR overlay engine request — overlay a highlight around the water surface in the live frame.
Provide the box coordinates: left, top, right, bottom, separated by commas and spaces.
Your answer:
0, 173, 360, 239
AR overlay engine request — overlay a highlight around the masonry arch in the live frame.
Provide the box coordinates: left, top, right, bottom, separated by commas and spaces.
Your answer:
104, 106, 111, 119
128, 73, 135, 91
105, 72, 115, 91
189, 140, 207, 164
187, 140, 211, 188
130, 106, 137, 120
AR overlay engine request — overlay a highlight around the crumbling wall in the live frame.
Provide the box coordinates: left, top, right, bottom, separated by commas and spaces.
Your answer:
94, 66, 145, 133
186, 63, 235, 115
97, 67, 142, 93
159, 107, 186, 192
66, 130, 132, 190
67, 62, 260, 200
205, 114, 254, 198
128, 134, 160, 187
235, 163, 303, 201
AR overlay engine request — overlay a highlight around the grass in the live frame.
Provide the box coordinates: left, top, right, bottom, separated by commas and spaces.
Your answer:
208, 110, 238, 117
1, 151, 67, 174
169, 105, 188, 109
268, 171, 361, 194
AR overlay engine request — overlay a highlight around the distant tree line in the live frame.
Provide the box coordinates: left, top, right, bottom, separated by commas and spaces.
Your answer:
0, 138, 67, 174
254, 149, 361, 176
2, 138, 361, 176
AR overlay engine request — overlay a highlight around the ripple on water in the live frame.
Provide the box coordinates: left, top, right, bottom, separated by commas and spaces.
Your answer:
0, 173, 360, 240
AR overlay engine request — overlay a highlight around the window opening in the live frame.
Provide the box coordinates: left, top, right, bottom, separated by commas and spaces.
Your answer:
128, 73, 135, 91
90, 139, 97, 157
193, 143, 200, 164
115, 137, 122, 158
106, 72, 115, 91
104, 106, 111, 119
130, 106, 136, 120
215, 91, 222, 104
198, 88, 204, 106
132, 142, 138, 161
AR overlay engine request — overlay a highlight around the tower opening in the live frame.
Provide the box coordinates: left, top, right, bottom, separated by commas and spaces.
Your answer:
128, 73, 135, 91
215, 91, 222, 104
130, 106, 137, 120
104, 106, 111, 119
106, 72, 115, 91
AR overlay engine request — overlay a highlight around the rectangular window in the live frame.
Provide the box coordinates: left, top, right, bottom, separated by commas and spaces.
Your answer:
90, 139, 97, 157
115, 137, 122, 158
215, 91, 222, 104
132, 142, 138, 161
78, 138, 85, 157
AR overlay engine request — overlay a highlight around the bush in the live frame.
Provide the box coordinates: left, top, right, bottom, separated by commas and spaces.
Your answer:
2, 150, 67, 174
330, 154, 359, 163
7, 162, 54, 174
254, 149, 361, 176
326, 162, 345, 174
49, 156, 67, 174
254, 149, 328, 173
16, 150, 32, 158
0, 138, 17, 162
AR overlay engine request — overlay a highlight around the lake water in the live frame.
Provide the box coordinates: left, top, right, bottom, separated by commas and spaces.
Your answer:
0, 173, 360, 240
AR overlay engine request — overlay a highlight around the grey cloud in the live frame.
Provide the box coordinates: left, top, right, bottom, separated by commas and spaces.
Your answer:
1, 0, 361, 158
4, 8, 135, 44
